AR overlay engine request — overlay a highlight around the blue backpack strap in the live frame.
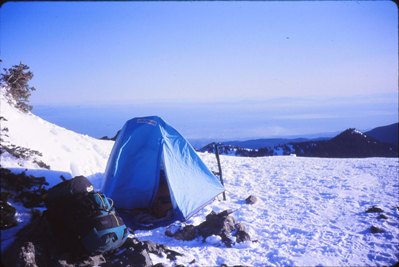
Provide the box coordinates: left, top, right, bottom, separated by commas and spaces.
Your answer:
91, 192, 113, 212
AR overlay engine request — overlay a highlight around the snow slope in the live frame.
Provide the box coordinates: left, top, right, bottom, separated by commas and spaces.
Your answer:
0, 88, 113, 187
1, 88, 398, 266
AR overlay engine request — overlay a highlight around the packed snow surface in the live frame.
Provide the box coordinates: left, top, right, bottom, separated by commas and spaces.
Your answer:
1, 89, 398, 266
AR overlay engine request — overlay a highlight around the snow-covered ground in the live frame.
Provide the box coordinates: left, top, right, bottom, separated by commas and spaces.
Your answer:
0, 88, 113, 189
146, 154, 398, 266
1, 88, 398, 266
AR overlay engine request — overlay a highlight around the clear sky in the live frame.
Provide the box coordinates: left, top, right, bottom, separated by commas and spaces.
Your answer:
1, 1, 398, 140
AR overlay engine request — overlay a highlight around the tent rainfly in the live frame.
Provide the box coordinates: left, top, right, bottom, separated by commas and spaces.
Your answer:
102, 116, 225, 223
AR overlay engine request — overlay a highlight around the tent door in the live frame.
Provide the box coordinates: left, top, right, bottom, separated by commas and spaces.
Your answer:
150, 169, 173, 218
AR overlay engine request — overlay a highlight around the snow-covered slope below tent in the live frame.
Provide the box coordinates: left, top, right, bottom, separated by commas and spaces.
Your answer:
0, 87, 113, 178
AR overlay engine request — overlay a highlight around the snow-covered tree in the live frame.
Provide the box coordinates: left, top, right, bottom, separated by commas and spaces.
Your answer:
1, 62, 36, 112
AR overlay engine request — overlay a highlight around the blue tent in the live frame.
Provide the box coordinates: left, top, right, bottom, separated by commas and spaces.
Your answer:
102, 116, 225, 223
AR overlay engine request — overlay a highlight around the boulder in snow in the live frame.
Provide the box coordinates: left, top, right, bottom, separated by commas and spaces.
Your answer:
245, 195, 257, 204
366, 206, 384, 213
166, 210, 251, 247
166, 224, 197, 241
370, 226, 385, 234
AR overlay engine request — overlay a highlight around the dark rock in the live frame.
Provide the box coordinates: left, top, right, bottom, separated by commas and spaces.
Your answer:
165, 229, 175, 237
377, 214, 388, 220
143, 240, 163, 256
236, 230, 251, 243
165, 249, 184, 261
167, 210, 251, 247
235, 223, 246, 232
366, 206, 384, 213
119, 238, 183, 263
145, 241, 183, 261
200, 210, 251, 246
245, 195, 257, 204
101, 238, 152, 266
0, 192, 18, 229
370, 226, 385, 233
172, 225, 197, 241
79, 254, 106, 266
198, 210, 236, 239
220, 232, 233, 247
234, 223, 251, 243
103, 246, 152, 267
222, 215, 236, 234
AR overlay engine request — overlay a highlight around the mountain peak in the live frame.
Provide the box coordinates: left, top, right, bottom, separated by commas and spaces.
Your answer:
331, 128, 369, 143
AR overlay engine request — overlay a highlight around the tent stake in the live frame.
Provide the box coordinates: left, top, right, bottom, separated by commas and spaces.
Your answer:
214, 143, 226, 201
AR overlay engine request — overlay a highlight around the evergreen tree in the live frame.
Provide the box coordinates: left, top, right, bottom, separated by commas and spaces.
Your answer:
1, 63, 36, 112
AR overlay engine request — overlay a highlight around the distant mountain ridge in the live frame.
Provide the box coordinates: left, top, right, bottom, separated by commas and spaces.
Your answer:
365, 123, 398, 145
199, 123, 398, 158
223, 137, 323, 149
290, 128, 397, 158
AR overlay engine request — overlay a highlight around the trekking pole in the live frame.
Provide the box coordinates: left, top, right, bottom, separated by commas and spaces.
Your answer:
214, 143, 226, 201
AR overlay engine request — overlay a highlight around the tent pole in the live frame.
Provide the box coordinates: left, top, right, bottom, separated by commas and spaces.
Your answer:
214, 143, 226, 201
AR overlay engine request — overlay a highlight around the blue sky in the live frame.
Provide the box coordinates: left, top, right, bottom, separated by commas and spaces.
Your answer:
1, 1, 398, 140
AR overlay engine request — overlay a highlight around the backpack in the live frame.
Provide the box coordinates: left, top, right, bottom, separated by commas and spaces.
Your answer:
44, 176, 129, 255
